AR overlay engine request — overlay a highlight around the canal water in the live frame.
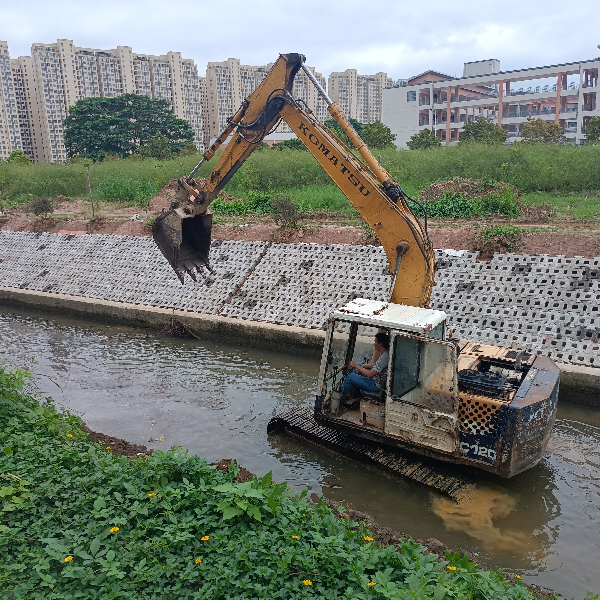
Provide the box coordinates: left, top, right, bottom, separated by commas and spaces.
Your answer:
0, 307, 598, 598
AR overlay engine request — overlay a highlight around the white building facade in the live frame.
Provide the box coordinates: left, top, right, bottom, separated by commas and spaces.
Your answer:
383, 58, 600, 148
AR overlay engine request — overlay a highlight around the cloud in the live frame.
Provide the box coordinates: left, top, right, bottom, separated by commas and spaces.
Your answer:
3, 0, 599, 80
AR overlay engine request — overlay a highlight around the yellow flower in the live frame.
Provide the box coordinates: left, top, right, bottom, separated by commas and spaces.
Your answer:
280, 549, 284, 553
106, 446, 111, 450
64, 556, 73, 562
148, 493, 156, 497
292, 535, 299, 539
110, 527, 119, 533
67, 434, 73, 438
363, 536, 374, 542
368, 582, 376, 587
515, 575, 522, 580
302, 513, 306, 516
302, 580, 312, 586
448, 566, 457, 571
195, 558, 202, 564
201, 535, 209, 541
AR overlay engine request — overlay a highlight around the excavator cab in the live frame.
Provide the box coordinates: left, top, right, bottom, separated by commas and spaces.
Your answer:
316, 299, 460, 456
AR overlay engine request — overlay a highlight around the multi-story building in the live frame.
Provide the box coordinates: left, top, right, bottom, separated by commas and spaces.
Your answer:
383, 58, 600, 148
205, 58, 327, 139
328, 70, 392, 124
0, 41, 23, 161
2, 39, 207, 163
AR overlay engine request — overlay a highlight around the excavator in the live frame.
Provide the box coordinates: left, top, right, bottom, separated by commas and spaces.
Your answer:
152, 54, 559, 494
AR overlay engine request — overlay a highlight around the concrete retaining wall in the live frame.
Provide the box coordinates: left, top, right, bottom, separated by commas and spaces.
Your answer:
0, 231, 598, 395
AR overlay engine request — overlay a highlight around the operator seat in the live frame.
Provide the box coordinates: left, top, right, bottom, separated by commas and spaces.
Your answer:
359, 388, 385, 402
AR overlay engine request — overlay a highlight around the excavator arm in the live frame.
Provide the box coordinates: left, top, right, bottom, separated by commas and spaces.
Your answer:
152, 53, 435, 307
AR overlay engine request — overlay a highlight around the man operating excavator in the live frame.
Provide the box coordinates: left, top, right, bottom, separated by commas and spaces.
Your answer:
341, 333, 390, 399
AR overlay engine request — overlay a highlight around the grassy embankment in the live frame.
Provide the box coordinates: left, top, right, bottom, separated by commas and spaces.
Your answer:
1, 143, 599, 220
1, 364, 580, 600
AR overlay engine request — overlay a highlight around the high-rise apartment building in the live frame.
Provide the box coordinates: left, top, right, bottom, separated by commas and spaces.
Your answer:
328, 70, 392, 124
205, 59, 328, 139
0, 41, 23, 161
2, 39, 207, 163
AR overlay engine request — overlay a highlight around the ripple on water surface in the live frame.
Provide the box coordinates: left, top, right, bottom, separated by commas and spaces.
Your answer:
0, 308, 599, 597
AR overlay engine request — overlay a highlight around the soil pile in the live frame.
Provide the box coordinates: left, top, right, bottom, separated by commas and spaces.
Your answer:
418, 178, 521, 202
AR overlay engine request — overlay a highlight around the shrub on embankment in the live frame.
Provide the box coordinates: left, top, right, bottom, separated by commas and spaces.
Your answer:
1, 143, 598, 208
0, 364, 548, 600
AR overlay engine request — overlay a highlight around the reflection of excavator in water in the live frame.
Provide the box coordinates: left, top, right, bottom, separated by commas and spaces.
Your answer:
152, 54, 559, 495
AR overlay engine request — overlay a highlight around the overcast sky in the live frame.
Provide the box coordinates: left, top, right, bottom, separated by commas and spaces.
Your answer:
3, 0, 599, 80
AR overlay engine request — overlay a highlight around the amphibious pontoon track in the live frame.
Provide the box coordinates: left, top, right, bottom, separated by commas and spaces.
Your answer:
268, 407, 475, 501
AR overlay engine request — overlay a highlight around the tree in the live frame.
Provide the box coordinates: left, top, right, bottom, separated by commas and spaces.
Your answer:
519, 117, 564, 144
179, 143, 199, 157
361, 122, 396, 149
144, 132, 173, 160
30, 197, 54, 219
324, 118, 367, 148
253, 141, 271, 152
63, 94, 194, 161
585, 116, 600, 144
407, 129, 441, 150
7, 150, 31, 165
458, 119, 507, 145
274, 138, 307, 151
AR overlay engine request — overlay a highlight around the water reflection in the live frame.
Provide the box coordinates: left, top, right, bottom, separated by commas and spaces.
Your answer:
0, 307, 599, 597
433, 488, 536, 553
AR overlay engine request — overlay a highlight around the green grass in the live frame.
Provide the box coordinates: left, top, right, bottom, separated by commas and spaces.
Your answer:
520, 192, 600, 220
2, 144, 600, 220
278, 185, 357, 215
0, 363, 564, 599
0, 155, 205, 207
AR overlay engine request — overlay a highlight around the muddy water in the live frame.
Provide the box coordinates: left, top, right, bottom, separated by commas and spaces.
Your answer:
0, 307, 598, 598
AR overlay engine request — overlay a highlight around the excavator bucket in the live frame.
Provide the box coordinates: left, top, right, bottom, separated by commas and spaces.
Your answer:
152, 206, 213, 284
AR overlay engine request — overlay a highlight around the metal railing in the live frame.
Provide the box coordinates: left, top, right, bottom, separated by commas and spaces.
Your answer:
531, 107, 556, 116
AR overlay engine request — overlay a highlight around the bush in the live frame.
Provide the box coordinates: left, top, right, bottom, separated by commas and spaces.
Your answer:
179, 143, 199, 157
0, 363, 546, 599
211, 190, 272, 216
413, 188, 520, 219
271, 197, 300, 227
7, 150, 31, 165
29, 196, 54, 218
273, 138, 307, 152
407, 129, 441, 150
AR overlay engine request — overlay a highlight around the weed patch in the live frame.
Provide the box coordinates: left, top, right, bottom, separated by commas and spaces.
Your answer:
472, 224, 524, 257
413, 188, 521, 219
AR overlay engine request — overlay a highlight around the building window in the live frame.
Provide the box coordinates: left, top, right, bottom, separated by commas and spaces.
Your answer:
407, 91, 416, 102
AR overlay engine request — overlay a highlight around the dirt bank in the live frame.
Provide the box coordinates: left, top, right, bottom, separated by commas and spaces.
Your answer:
2, 180, 599, 258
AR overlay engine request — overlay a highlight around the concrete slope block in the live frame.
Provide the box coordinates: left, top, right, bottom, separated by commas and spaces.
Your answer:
220, 243, 390, 329
0, 232, 598, 368
0, 232, 268, 315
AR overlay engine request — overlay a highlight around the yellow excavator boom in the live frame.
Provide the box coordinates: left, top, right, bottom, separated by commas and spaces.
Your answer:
152, 53, 435, 307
